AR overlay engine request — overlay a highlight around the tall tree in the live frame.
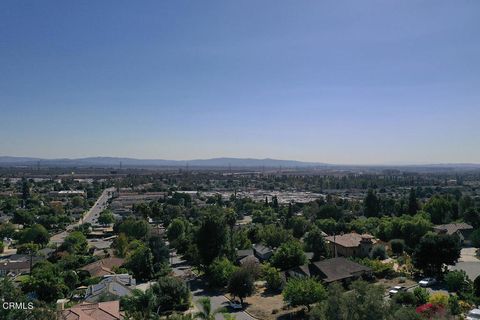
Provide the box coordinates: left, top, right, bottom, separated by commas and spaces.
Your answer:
228, 268, 254, 305
407, 188, 419, 215
364, 190, 380, 217
196, 208, 227, 267
304, 227, 328, 260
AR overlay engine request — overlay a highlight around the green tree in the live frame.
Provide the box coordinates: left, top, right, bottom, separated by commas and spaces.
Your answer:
474, 275, 480, 297
364, 190, 380, 217
262, 264, 283, 291
208, 257, 237, 288
98, 210, 115, 225
149, 235, 170, 266
444, 270, 471, 292
412, 233, 460, 275
19, 224, 49, 246
114, 232, 129, 257
167, 218, 186, 242
121, 288, 158, 320
23, 261, 67, 303
60, 231, 88, 255
407, 188, 419, 215
153, 276, 190, 312
196, 209, 227, 267
342, 280, 389, 320
125, 244, 154, 281
370, 245, 387, 260
283, 277, 327, 311
304, 227, 327, 261
271, 240, 307, 270
471, 229, 480, 248
228, 268, 254, 305
424, 196, 452, 224
194, 297, 226, 320
261, 224, 293, 248
290, 216, 309, 238
390, 239, 405, 255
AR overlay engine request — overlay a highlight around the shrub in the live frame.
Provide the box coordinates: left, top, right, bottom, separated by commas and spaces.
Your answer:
390, 239, 405, 255
370, 245, 387, 260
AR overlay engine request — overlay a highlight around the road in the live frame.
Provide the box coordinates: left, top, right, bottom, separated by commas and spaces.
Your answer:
170, 254, 255, 320
50, 187, 116, 246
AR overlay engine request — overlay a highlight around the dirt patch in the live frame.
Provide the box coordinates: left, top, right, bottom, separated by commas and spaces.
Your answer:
227, 285, 301, 320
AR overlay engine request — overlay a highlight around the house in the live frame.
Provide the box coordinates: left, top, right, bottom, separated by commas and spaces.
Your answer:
325, 233, 377, 258
79, 257, 125, 277
58, 300, 124, 320
84, 274, 136, 303
253, 244, 274, 261
37, 247, 56, 258
433, 223, 473, 244
286, 257, 372, 284
0, 260, 30, 276
310, 257, 372, 283
236, 248, 253, 261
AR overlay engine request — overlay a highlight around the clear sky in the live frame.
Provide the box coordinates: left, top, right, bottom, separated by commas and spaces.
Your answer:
1, 1, 479, 164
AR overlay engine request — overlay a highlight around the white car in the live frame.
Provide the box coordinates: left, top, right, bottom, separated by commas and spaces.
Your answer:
229, 300, 242, 310
418, 277, 436, 287
388, 286, 406, 296
467, 308, 480, 320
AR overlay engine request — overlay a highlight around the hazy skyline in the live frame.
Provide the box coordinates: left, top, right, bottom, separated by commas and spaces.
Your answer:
1, 1, 479, 164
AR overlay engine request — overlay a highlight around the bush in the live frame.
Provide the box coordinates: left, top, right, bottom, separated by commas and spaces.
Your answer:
390, 239, 405, 255
358, 258, 395, 278
370, 245, 387, 260
393, 291, 417, 306
428, 292, 449, 306
444, 270, 471, 293
262, 264, 283, 291
413, 287, 430, 305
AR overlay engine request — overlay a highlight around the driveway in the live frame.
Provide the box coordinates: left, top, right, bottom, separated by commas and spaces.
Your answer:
449, 247, 480, 281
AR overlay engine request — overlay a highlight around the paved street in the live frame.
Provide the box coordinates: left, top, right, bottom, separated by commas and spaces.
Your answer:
171, 255, 255, 320
50, 187, 116, 246
450, 247, 480, 281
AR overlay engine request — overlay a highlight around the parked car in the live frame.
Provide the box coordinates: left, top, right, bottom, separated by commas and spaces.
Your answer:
229, 300, 243, 310
467, 308, 480, 320
388, 286, 406, 296
418, 277, 437, 287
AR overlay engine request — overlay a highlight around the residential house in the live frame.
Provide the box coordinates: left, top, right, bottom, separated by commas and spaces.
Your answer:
253, 244, 274, 261
79, 257, 125, 277
84, 274, 136, 303
286, 257, 372, 284
0, 260, 30, 276
58, 300, 124, 320
433, 223, 473, 245
325, 233, 377, 258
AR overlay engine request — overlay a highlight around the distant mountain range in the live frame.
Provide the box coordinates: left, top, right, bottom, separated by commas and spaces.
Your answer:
0, 156, 479, 170
0, 156, 328, 168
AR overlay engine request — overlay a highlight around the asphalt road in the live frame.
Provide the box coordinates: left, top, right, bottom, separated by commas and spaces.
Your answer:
170, 255, 255, 320
50, 187, 115, 246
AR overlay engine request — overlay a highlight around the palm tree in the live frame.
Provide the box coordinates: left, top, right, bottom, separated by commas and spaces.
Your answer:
194, 297, 226, 320
122, 289, 158, 320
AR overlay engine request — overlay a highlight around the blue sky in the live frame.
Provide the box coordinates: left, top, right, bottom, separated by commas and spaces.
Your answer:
1, 1, 479, 164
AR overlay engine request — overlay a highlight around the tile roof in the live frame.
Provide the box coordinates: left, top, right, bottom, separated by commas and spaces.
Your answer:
80, 257, 125, 277
59, 300, 123, 320
433, 223, 473, 235
324, 233, 375, 248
